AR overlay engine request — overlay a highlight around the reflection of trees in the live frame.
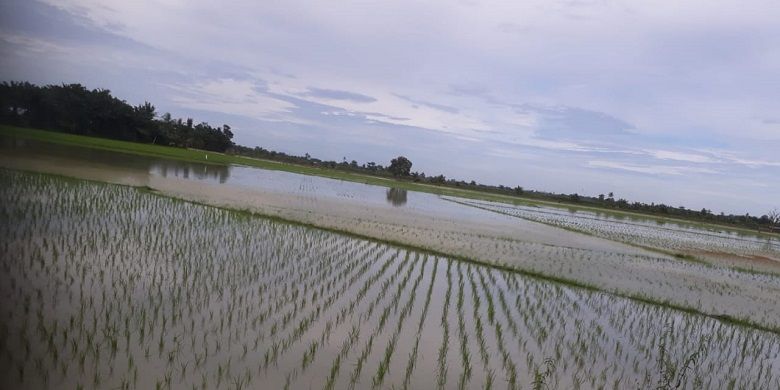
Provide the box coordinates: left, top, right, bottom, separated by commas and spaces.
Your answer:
151, 161, 231, 183
386, 187, 407, 207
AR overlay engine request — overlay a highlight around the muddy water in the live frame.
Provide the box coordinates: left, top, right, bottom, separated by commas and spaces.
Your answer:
2, 171, 778, 389
3, 137, 780, 331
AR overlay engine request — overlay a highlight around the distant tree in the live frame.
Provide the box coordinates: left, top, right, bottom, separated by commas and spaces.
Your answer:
134, 101, 156, 122
769, 209, 780, 227
134, 101, 160, 142
388, 156, 413, 176
598, 194, 605, 201
569, 193, 580, 202
430, 174, 446, 184
222, 124, 233, 139
514, 186, 524, 195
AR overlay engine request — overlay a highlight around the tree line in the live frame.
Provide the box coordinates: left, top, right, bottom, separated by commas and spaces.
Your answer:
0, 81, 234, 152
1, 81, 777, 232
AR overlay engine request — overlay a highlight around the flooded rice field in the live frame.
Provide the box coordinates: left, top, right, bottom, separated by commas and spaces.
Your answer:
448, 198, 780, 274
0, 136, 508, 219
3, 136, 780, 332
1, 170, 779, 389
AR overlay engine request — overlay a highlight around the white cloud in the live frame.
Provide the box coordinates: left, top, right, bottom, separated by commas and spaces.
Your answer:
168, 78, 296, 120
1, 34, 66, 54
649, 150, 716, 164
721, 156, 780, 169
587, 160, 719, 176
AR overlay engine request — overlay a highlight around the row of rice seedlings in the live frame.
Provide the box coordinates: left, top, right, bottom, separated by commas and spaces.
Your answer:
277, 247, 398, 386
582, 289, 780, 388
344, 252, 417, 389
401, 256, 439, 390
351, 251, 419, 387
473, 266, 519, 389
455, 263, 472, 390
323, 325, 360, 390
436, 260, 454, 389
371, 255, 429, 388
261, 245, 377, 370
307, 250, 400, 385
467, 266, 490, 370
193, 231, 370, 387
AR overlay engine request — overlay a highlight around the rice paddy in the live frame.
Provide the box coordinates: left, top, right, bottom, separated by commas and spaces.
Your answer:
448, 198, 780, 274
3, 139, 780, 332
1, 169, 779, 389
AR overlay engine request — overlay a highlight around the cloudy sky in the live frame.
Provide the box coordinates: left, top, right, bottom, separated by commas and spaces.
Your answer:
2, 0, 779, 215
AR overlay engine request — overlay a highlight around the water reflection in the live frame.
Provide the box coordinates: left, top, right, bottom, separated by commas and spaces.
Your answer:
150, 161, 231, 183
386, 188, 407, 207
1, 136, 233, 184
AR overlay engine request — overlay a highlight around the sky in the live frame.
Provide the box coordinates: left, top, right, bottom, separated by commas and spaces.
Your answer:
1, 0, 778, 215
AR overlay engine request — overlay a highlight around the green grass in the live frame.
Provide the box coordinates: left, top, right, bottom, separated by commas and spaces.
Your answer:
1, 124, 777, 239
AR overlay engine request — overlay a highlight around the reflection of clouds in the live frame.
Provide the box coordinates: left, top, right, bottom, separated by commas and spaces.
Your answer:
386, 188, 407, 207
150, 161, 231, 183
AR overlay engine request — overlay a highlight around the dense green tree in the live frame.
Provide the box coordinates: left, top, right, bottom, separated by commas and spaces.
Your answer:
0, 81, 234, 152
388, 156, 413, 176
430, 174, 446, 184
